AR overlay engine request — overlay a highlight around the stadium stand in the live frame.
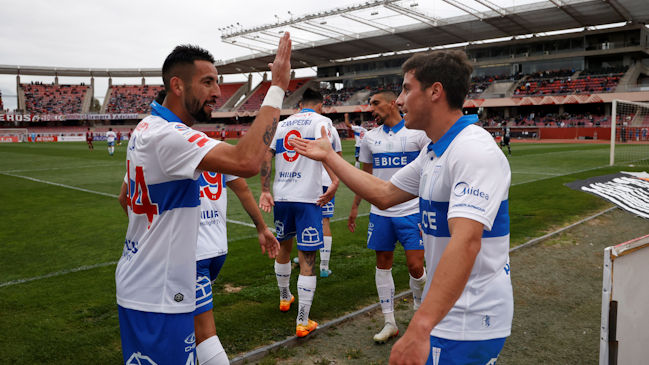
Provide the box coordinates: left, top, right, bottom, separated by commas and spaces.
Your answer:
238, 78, 310, 111
105, 84, 164, 114
22, 83, 89, 114
0, 91, 3, 111
214, 82, 245, 109
468, 74, 524, 99
238, 81, 270, 111
513, 68, 626, 96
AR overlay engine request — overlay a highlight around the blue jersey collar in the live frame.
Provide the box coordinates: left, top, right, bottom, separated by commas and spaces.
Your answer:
427, 114, 479, 158
382, 119, 405, 134
150, 101, 184, 124
300, 108, 316, 113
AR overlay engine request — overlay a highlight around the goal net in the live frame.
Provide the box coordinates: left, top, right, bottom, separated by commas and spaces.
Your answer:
610, 100, 649, 166
0, 128, 28, 143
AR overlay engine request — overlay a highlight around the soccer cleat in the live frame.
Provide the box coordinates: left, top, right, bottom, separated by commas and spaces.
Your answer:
373, 322, 399, 344
279, 295, 295, 312
320, 268, 332, 278
296, 319, 318, 337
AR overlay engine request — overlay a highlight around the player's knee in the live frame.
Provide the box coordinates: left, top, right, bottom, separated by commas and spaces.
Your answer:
375, 251, 394, 269
299, 250, 317, 275
405, 254, 424, 276
194, 311, 217, 344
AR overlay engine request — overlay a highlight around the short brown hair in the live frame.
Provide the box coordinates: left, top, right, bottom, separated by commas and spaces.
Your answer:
370, 90, 398, 102
402, 50, 473, 110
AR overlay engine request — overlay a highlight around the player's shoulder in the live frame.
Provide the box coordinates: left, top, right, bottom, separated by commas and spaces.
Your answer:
449, 125, 503, 160
365, 125, 383, 136
402, 126, 428, 137
311, 112, 332, 124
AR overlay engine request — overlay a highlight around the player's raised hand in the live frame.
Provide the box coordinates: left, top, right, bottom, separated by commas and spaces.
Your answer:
269, 32, 292, 91
259, 191, 275, 213
258, 227, 280, 259
289, 126, 333, 162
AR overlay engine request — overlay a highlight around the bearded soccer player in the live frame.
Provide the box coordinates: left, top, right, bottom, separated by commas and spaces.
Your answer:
259, 88, 338, 338
116, 34, 290, 365
291, 50, 512, 365
348, 90, 429, 344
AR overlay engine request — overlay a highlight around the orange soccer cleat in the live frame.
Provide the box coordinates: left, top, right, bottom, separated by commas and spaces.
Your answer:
279, 295, 295, 312
296, 319, 318, 337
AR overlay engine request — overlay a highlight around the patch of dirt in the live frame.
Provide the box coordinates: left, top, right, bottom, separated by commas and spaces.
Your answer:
251, 208, 649, 365
223, 283, 243, 293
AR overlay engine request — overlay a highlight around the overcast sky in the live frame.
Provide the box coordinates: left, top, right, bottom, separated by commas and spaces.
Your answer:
0, 0, 542, 111
0, 0, 364, 110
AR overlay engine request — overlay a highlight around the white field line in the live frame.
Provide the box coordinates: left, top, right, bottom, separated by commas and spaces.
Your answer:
511, 164, 611, 186
0, 163, 122, 173
0, 171, 274, 230
0, 171, 372, 288
511, 153, 648, 186
1, 213, 374, 288
512, 170, 561, 176
4, 148, 620, 289
231, 206, 619, 364
227, 213, 370, 231
0, 232, 260, 288
0, 172, 119, 198
509, 206, 617, 252
0, 261, 118, 288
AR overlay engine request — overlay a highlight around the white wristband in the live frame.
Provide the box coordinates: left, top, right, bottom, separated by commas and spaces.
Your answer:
261, 85, 285, 109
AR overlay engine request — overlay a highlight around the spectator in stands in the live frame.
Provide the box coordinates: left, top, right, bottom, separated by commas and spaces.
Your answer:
22, 84, 89, 114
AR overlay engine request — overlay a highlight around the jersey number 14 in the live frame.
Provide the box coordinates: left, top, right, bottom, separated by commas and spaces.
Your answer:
127, 160, 159, 228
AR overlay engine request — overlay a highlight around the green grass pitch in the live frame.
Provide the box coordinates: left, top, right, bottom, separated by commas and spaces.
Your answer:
0, 139, 646, 363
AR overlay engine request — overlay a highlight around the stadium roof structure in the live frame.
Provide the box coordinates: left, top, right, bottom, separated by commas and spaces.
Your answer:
216, 0, 649, 74
0, 0, 647, 77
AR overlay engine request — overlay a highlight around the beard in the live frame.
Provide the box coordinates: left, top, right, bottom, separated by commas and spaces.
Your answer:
184, 93, 211, 123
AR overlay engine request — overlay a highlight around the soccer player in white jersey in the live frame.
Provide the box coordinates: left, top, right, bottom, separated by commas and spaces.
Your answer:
106, 128, 117, 156
194, 171, 277, 365
348, 90, 429, 344
344, 113, 367, 168
116, 34, 290, 365
291, 50, 513, 365
319, 126, 341, 277
259, 88, 337, 338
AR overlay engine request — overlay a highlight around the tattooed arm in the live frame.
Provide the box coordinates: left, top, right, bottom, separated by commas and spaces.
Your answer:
259, 149, 275, 213
198, 33, 291, 177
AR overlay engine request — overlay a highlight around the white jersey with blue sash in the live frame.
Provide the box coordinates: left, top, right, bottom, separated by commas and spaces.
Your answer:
359, 119, 430, 217
322, 126, 342, 187
116, 101, 220, 314
391, 114, 513, 341
351, 125, 367, 147
196, 172, 239, 260
271, 108, 332, 203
